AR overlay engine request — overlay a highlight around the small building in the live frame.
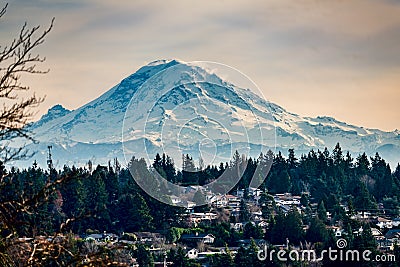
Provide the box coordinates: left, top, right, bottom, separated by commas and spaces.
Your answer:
188, 212, 217, 226
230, 222, 244, 232
392, 218, 400, 227
375, 217, 393, 229
258, 220, 269, 229
385, 229, 400, 240
230, 222, 243, 232
249, 187, 263, 197
187, 248, 199, 259
181, 233, 215, 244
85, 232, 118, 243
226, 195, 241, 209
134, 232, 165, 245
327, 226, 345, 237
170, 195, 182, 205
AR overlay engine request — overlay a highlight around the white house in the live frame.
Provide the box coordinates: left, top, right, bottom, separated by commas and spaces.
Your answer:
376, 217, 393, 229
170, 195, 182, 205
187, 248, 198, 259
181, 233, 215, 244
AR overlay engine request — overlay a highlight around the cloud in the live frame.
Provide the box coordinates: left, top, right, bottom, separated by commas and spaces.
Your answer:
1, 0, 399, 130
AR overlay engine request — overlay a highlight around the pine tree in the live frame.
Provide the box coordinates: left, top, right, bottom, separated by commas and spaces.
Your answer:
164, 155, 177, 182
287, 148, 298, 169
355, 153, 370, 176
239, 199, 250, 222
269, 210, 303, 245
243, 222, 263, 239
344, 151, 354, 168
153, 153, 163, 173
211, 246, 234, 267
332, 143, 344, 166
317, 200, 328, 223
84, 166, 110, 230
198, 156, 204, 171
234, 246, 251, 267
136, 245, 154, 267
370, 152, 394, 200
182, 154, 197, 184
285, 209, 304, 244
119, 192, 153, 232
353, 182, 377, 210
306, 217, 329, 243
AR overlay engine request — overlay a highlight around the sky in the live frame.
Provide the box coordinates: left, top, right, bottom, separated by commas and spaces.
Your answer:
1, 0, 400, 131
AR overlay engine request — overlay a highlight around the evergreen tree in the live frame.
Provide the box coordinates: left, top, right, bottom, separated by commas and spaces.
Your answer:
153, 153, 165, 178
317, 200, 328, 223
182, 154, 197, 184
370, 152, 394, 200
306, 217, 329, 243
285, 209, 304, 244
168, 247, 199, 267
84, 166, 110, 230
210, 246, 234, 267
269, 210, 303, 245
287, 148, 298, 169
300, 194, 309, 207
164, 154, 177, 182
347, 198, 356, 216
355, 153, 370, 177
332, 143, 344, 166
344, 151, 354, 168
239, 199, 250, 222
243, 222, 263, 239
119, 192, 153, 232
353, 182, 377, 211
136, 245, 154, 267
234, 246, 251, 267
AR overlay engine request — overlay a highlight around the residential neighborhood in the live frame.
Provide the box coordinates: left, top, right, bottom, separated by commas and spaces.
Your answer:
2, 147, 400, 266
26, 188, 397, 266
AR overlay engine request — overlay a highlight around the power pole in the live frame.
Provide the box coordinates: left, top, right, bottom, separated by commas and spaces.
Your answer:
47, 145, 53, 170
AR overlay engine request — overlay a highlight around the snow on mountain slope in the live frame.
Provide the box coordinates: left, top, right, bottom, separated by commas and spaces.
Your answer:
17, 59, 400, 168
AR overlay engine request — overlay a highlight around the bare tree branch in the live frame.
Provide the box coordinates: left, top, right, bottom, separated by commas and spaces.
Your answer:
0, 4, 54, 164
0, 3, 7, 19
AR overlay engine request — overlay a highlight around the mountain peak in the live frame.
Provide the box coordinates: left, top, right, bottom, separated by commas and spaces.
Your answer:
146, 59, 182, 67
129, 59, 182, 80
32, 104, 71, 129
49, 104, 69, 111
23, 60, 400, 169
42, 104, 70, 120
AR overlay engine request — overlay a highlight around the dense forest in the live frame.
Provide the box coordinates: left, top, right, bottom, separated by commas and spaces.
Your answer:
1, 144, 399, 236
1, 143, 400, 266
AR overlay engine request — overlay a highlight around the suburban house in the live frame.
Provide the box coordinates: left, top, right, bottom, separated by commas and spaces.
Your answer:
170, 195, 182, 205
371, 228, 384, 240
188, 212, 217, 226
186, 248, 199, 259
181, 233, 215, 244
392, 218, 400, 227
226, 195, 241, 209
85, 232, 118, 243
230, 222, 244, 232
133, 232, 165, 245
375, 217, 393, 229
385, 229, 400, 241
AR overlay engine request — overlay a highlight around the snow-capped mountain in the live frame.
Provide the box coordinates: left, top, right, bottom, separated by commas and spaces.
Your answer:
19, 59, 400, 168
